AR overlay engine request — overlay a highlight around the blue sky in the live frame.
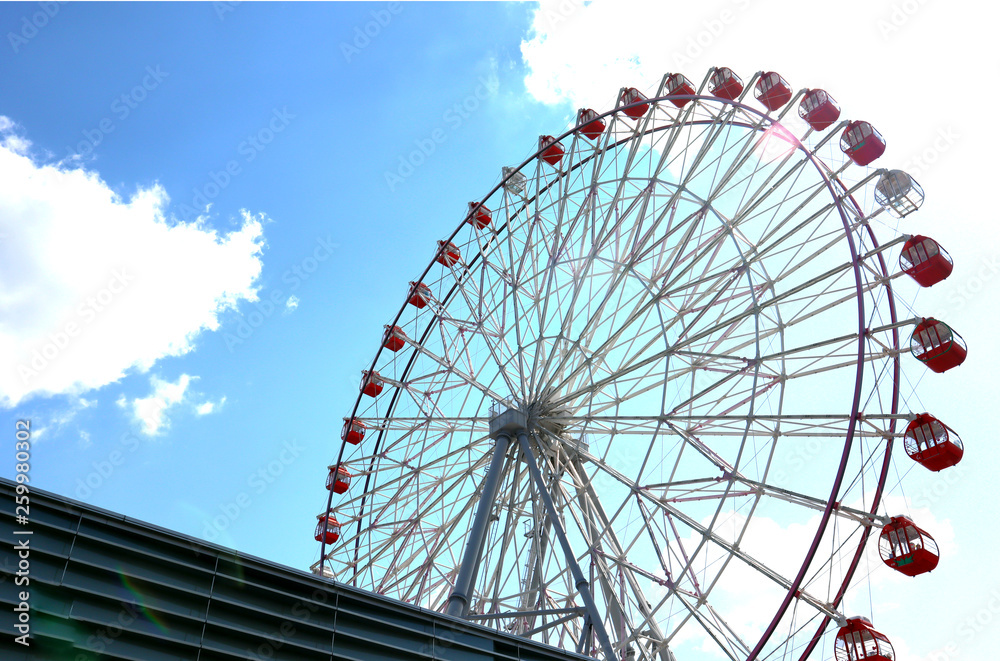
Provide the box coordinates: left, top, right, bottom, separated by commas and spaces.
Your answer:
2, 2, 999, 660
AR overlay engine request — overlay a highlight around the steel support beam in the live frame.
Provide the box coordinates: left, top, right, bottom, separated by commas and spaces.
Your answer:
445, 431, 512, 618
517, 429, 617, 661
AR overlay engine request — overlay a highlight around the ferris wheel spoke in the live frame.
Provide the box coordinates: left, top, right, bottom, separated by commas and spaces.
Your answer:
355, 415, 485, 436
697, 114, 772, 201
402, 336, 506, 403
579, 448, 842, 623
545, 242, 764, 410
539, 179, 750, 399
664, 104, 749, 187
705, 601, 755, 660
336, 438, 494, 544
435, 280, 523, 399
761, 319, 908, 379
646, 577, 745, 661
538, 443, 670, 652
356, 467, 487, 599
536, 117, 744, 394
737, 477, 883, 527
644, 470, 884, 530
529, 199, 664, 398
526, 181, 686, 399
551, 317, 753, 415
729, 145, 814, 228
542, 413, 902, 440
747, 169, 878, 269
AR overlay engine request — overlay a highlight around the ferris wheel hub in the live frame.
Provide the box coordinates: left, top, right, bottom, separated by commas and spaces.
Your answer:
488, 407, 527, 438
489, 402, 590, 463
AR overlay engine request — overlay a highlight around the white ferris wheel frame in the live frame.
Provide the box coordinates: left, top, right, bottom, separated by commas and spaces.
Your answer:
314, 69, 919, 661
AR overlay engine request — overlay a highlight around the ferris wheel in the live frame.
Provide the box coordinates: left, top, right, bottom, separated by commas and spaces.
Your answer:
313, 67, 966, 661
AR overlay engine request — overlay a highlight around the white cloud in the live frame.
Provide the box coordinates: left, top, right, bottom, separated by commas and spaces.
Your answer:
79, 430, 92, 449
29, 396, 96, 443
284, 295, 299, 314
120, 375, 226, 434
125, 374, 192, 436
195, 395, 226, 416
521, 0, 653, 111
0, 118, 266, 407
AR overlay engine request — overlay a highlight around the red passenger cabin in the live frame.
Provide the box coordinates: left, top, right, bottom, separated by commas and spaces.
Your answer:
408, 281, 432, 309
382, 325, 408, 352
315, 514, 341, 544
539, 135, 565, 167
899, 235, 952, 287
467, 202, 492, 229
904, 413, 964, 471
755, 72, 792, 111
709, 67, 743, 100
341, 417, 367, 445
910, 318, 967, 373
360, 370, 385, 397
875, 170, 924, 218
326, 466, 352, 494
834, 617, 894, 661
879, 515, 940, 576
619, 87, 650, 120
798, 89, 841, 131
665, 73, 696, 108
840, 121, 886, 166
577, 108, 605, 140
436, 240, 461, 267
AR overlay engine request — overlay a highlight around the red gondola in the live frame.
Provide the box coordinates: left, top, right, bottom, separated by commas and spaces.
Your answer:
467, 202, 491, 229
904, 413, 964, 471
879, 515, 940, 576
382, 325, 407, 352
840, 121, 886, 166
834, 617, 894, 661
755, 72, 792, 111
619, 87, 650, 120
326, 466, 352, 494
665, 73, 696, 108
315, 514, 341, 544
408, 281, 432, 309
539, 135, 565, 167
899, 235, 952, 287
341, 417, 367, 445
709, 67, 743, 100
360, 370, 384, 397
436, 240, 461, 267
875, 170, 923, 218
577, 108, 605, 140
910, 318, 967, 373
798, 89, 840, 131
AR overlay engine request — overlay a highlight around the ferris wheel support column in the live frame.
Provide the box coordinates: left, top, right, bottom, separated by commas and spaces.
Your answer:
444, 429, 513, 618
517, 429, 617, 661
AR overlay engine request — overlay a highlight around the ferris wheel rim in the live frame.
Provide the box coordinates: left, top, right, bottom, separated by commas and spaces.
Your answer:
796, 185, 902, 661
318, 84, 901, 661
